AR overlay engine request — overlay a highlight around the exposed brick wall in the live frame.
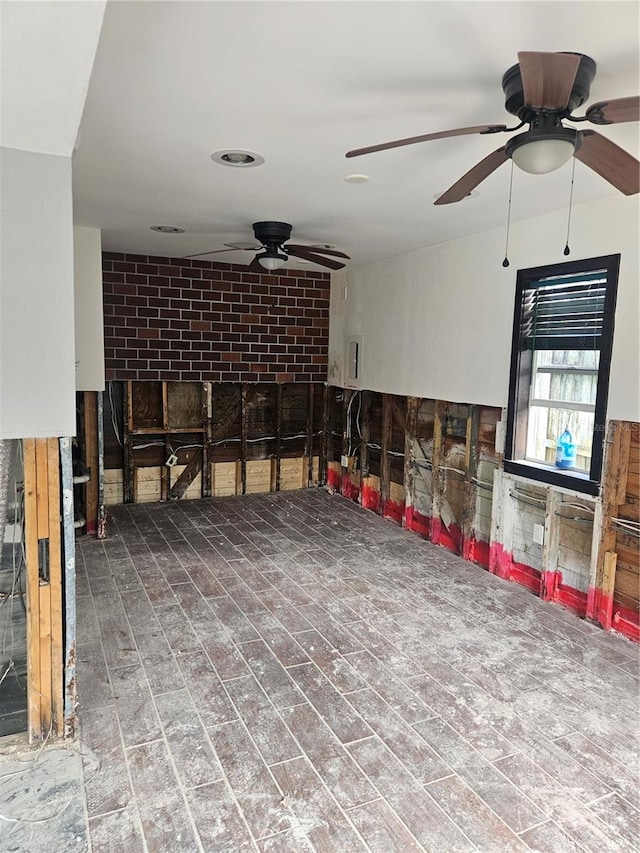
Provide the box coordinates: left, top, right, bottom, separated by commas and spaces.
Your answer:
102, 252, 330, 382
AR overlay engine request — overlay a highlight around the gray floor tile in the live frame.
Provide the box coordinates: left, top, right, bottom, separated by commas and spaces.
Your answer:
34, 488, 639, 853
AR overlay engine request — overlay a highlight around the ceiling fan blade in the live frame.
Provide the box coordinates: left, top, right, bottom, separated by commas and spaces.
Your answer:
286, 244, 350, 259
586, 96, 640, 125
574, 130, 639, 195
517, 51, 580, 110
247, 256, 264, 273
182, 247, 241, 259
224, 241, 260, 250
434, 147, 509, 205
345, 124, 509, 159
286, 247, 345, 270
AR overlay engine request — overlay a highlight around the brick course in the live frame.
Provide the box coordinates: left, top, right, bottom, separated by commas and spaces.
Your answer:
103, 253, 331, 382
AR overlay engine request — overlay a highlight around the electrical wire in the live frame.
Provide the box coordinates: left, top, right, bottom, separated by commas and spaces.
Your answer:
107, 381, 123, 448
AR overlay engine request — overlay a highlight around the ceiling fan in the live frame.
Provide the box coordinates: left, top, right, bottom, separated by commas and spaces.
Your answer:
184, 221, 349, 271
346, 52, 639, 204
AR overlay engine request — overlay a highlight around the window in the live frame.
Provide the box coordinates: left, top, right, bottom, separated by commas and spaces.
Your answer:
505, 254, 619, 494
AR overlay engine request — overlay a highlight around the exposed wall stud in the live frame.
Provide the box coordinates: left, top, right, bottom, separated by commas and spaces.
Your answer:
461, 406, 480, 557
202, 383, 212, 497
380, 394, 393, 512
240, 386, 248, 494
431, 401, 447, 541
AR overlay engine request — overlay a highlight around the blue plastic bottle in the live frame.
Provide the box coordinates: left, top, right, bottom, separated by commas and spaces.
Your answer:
555, 428, 577, 469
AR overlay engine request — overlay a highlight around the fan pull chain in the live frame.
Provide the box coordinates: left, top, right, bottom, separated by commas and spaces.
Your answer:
563, 157, 576, 256
502, 160, 514, 268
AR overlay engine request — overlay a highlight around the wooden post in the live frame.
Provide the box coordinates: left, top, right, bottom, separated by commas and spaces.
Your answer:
240, 385, 248, 494
431, 401, 447, 542
306, 384, 314, 487
404, 397, 419, 526
23, 439, 42, 739
541, 490, 562, 600
23, 438, 64, 741
47, 439, 63, 736
160, 382, 170, 501
588, 420, 632, 624
83, 392, 99, 534
461, 406, 479, 560
380, 394, 392, 513
123, 381, 135, 504
361, 391, 371, 480
274, 383, 282, 492
600, 551, 618, 630
321, 384, 329, 485
35, 440, 52, 737
202, 383, 212, 497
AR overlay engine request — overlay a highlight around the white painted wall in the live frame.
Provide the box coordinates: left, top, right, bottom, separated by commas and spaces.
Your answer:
74, 226, 105, 391
0, 147, 76, 438
330, 194, 639, 423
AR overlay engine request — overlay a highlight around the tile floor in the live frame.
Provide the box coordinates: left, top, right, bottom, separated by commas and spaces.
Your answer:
73, 489, 640, 852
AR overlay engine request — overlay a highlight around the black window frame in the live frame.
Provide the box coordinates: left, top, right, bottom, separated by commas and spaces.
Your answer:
504, 254, 620, 495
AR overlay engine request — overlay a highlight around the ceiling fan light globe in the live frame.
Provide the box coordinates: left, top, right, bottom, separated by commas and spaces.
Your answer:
258, 254, 287, 271
511, 138, 576, 174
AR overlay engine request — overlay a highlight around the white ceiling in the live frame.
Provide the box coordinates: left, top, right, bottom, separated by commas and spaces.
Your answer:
70, 1, 639, 268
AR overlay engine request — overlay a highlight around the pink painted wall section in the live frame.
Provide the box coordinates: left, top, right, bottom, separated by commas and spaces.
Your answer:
587, 587, 640, 643
382, 499, 404, 525
463, 537, 491, 569
432, 518, 462, 555
341, 472, 360, 502
326, 464, 635, 639
361, 482, 380, 513
326, 466, 341, 492
404, 506, 431, 538
489, 542, 541, 594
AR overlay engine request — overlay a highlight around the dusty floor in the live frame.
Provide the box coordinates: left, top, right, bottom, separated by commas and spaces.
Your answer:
1, 488, 639, 851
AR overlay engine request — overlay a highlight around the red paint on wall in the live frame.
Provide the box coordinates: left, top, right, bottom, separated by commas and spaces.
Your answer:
489, 542, 541, 593
436, 522, 462, 555
489, 542, 512, 580
361, 483, 380, 513
541, 570, 558, 601
612, 606, 640, 643
587, 589, 640, 643
586, 585, 600, 622
326, 467, 341, 492
509, 562, 542, 594
383, 500, 404, 525
404, 506, 431, 539
341, 473, 360, 502
463, 537, 491, 568
554, 579, 588, 617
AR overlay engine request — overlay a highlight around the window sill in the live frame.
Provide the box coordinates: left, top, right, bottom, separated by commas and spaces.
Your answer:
503, 459, 600, 495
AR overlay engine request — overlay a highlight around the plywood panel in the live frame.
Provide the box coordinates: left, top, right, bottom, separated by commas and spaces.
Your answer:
135, 466, 162, 503
104, 468, 124, 505
280, 457, 305, 491
246, 459, 272, 494
390, 481, 404, 504
212, 461, 239, 497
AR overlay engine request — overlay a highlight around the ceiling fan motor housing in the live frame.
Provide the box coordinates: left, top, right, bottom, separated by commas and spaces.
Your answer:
502, 52, 597, 119
252, 221, 293, 248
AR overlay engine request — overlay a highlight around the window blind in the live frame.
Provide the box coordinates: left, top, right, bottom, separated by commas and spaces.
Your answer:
522, 271, 607, 350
